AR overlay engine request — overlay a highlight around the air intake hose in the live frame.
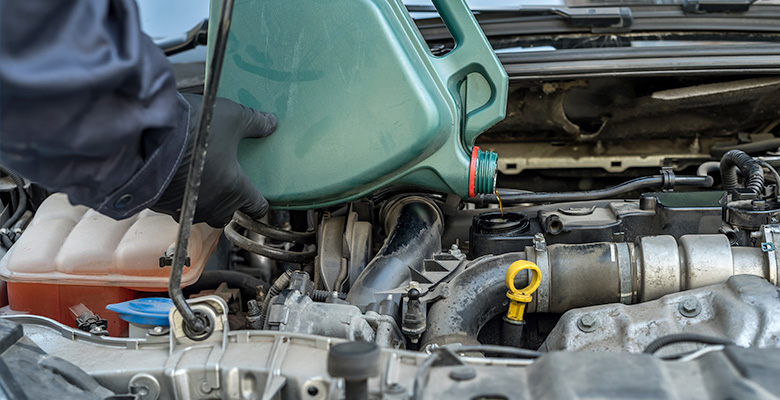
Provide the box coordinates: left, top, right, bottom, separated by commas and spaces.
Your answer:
345, 197, 442, 306
720, 149, 764, 195
421, 253, 525, 348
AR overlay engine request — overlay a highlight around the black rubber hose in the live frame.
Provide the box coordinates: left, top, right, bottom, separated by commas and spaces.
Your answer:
233, 211, 315, 244
345, 198, 442, 306
0, 165, 27, 231
720, 149, 765, 194
643, 333, 735, 355
710, 138, 780, 158
168, 0, 234, 338
421, 253, 527, 348
183, 270, 269, 304
483, 175, 713, 205
0, 235, 12, 250
225, 221, 316, 263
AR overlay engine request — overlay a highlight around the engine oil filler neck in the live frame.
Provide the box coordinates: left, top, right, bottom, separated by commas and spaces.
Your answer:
469, 212, 534, 258
473, 212, 531, 235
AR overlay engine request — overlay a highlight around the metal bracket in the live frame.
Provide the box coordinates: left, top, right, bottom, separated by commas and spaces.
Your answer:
169, 295, 229, 349
166, 295, 230, 397
762, 225, 780, 285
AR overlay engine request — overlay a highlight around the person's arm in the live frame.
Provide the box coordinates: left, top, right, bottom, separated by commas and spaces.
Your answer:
0, 0, 188, 219
0, 0, 275, 227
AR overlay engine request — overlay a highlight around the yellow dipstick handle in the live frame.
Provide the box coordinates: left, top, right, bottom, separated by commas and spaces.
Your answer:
505, 260, 541, 323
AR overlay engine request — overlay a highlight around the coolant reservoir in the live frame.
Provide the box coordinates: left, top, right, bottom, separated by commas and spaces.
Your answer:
210, 0, 507, 209
0, 194, 221, 335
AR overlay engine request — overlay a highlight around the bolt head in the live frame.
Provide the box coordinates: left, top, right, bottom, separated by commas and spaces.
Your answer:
580, 314, 595, 327
449, 366, 477, 381
679, 298, 702, 318
577, 313, 598, 332
387, 383, 405, 394
153, 326, 163, 333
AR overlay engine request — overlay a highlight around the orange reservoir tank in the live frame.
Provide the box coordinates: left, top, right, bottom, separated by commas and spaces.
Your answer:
0, 194, 221, 336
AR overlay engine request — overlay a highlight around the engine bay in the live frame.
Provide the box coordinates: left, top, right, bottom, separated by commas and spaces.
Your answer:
4, 3, 780, 397
3, 129, 780, 398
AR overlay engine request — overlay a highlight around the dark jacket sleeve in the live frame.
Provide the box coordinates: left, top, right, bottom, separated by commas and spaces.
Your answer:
0, 0, 189, 219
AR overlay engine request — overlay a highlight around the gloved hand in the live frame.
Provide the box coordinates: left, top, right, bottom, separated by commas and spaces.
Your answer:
151, 93, 277, 228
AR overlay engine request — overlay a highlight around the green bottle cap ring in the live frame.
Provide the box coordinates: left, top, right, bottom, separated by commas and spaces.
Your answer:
469, 147, 498, 197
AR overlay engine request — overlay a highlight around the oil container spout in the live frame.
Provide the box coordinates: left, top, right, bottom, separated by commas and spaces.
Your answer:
470, 147, 498, 197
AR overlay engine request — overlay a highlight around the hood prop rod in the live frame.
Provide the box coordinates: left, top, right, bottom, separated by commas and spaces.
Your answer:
168, 0, 238, 340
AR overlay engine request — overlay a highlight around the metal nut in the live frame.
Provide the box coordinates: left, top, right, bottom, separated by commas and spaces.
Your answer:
577, 313, 598, 333
387, 383, 406, 394
678, 298, 701, 318
533, 233, 547, 252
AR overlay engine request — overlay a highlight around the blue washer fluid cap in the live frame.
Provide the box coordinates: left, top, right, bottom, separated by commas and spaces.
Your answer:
106, 297, 173, 327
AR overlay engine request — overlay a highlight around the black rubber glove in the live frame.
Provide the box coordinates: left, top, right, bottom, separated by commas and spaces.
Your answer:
151, 93, 277, 228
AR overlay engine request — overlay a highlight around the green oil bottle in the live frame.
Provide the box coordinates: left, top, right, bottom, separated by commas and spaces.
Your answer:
209, 0, 507, 209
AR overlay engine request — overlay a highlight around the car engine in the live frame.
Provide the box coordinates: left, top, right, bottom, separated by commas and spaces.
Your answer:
3, 140, 780, 399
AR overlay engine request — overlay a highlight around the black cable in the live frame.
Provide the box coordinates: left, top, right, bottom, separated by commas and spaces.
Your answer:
758, 159, 780, 190
0, 235, 12, 250
720, 149, 764, 194
168, 0, 235, 339
710, 138, 780, 158
311, 290, 347, 302
257, 270, 293, 328
643, 333, 735, 355
481, 175, 713, 205
233, 211, 315, 244
225, 221, 316, 263
0, 165, 27, 231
